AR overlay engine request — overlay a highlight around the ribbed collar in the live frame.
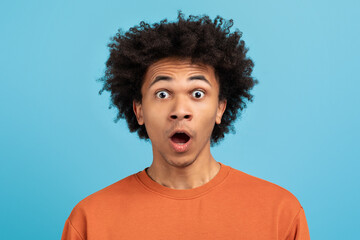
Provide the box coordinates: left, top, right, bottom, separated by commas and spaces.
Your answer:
135, 162, 231, 199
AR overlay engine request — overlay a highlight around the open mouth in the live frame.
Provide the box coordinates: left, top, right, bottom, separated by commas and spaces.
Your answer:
170, 132, 190, 145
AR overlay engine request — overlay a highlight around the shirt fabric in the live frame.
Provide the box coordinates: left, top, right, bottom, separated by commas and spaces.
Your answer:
61, 162, 310, 239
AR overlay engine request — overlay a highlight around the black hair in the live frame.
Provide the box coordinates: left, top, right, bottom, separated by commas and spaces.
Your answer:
99, 11, 258, 146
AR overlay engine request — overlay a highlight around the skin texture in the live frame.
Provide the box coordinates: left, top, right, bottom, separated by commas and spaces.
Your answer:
133, 58, 227, 189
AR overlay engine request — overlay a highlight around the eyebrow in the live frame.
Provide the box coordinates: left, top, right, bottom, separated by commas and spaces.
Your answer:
148, 75, 212, 88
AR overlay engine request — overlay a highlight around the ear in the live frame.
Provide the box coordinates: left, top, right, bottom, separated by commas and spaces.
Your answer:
133, 100, 144, 125
215, 99, 227, 124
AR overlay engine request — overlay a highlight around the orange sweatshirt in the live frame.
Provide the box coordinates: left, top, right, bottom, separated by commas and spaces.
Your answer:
61, 163, 310, 239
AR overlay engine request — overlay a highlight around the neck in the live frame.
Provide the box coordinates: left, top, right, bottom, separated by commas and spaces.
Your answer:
146, 155, 220, 190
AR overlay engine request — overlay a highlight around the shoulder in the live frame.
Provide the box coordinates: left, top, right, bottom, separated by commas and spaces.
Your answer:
67, 172, 141, 220
64, 172, 144, 238
226, 166, 302, 210
224, 166, 309, 239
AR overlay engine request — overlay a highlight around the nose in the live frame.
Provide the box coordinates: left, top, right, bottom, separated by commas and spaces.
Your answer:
169, 97, 193, 121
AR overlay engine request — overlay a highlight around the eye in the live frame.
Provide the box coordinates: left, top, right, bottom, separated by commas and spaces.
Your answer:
192, 90, 205, 99
155, 90, 170, 99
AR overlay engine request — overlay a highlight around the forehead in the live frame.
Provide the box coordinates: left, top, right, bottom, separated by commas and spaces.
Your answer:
143, 58, 217, 85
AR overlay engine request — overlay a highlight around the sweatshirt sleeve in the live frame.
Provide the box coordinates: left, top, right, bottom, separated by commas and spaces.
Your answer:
285, 207, 310, 240
61, 218, 84, 240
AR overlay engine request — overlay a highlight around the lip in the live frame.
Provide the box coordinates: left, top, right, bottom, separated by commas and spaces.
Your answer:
168, 128, 193, 153
169, 137, 192, 153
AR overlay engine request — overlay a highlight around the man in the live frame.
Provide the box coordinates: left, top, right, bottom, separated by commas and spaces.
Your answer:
62, 12, 310, 239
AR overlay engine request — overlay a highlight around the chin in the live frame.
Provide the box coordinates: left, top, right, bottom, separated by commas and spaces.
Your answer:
166, 157, 196, 168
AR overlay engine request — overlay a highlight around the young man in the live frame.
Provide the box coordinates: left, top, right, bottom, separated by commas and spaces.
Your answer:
61, 13, 310, 239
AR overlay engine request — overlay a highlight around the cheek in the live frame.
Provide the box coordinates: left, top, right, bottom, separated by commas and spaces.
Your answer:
193, 101, 219, 135
142, 102, 168, 137
197, 99, 219, 121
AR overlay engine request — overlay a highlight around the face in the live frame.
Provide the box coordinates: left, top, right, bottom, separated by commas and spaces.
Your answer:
133, 58, 227, 168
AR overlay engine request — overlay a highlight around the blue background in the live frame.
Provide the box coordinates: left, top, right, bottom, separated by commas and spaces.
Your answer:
1, 0, 359, 239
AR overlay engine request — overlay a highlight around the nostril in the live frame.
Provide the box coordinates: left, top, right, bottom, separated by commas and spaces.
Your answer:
170, 114, 191, 120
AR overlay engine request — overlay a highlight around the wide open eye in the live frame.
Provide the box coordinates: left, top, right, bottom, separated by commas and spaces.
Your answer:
156, 91, 170, 99
192, 90, 205, 99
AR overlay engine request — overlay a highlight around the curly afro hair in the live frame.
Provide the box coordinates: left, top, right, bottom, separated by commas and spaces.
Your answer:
99, 11, 258, 146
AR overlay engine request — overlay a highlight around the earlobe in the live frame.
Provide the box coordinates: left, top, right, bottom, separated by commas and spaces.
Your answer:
133, 100, 144, 125
215, 100, 227, 124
